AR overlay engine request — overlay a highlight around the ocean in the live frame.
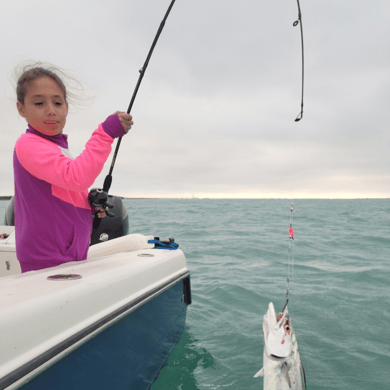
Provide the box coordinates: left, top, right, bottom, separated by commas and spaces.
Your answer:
1, 198, 389, 390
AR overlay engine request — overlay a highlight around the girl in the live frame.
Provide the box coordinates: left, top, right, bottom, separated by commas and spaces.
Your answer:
13, 64, 133, 272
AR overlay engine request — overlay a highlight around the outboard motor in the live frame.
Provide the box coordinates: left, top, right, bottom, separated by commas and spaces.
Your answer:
90, 194, 129, 246
4, 196, 15, 226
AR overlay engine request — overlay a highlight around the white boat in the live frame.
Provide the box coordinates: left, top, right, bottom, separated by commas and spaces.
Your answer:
0, 196, 191, 390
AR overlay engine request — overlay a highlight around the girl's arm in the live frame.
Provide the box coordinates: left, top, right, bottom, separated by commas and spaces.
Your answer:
15, 114, 130, 192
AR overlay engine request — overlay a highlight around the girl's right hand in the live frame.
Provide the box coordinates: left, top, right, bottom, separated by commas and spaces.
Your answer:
114, 111, 133, 133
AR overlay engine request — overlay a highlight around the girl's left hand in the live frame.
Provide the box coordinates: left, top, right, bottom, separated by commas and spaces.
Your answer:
114, 111, 133, 133
96, 207, 106, 218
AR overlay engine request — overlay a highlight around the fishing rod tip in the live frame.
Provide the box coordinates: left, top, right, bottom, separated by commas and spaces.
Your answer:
294, 112, 303, 122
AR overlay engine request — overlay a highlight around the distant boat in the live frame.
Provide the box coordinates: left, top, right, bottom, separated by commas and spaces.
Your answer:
0, 195, 192, 390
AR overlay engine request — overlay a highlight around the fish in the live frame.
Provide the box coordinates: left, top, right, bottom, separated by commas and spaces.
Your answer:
254, 302, 306, 389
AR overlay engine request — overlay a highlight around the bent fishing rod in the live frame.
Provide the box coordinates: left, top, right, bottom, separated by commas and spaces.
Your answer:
89, 0, 177, 220
293, 0, 304, 122
104, 0, 177, 194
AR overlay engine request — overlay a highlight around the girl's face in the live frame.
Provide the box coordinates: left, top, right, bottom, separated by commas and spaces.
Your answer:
16, 76, 68, 136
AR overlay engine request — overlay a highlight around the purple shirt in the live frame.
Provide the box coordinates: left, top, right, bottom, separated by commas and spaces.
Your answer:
13, 115, 126, 272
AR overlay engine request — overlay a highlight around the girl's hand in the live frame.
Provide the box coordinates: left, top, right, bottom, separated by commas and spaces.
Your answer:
96, 207, 106, 219
114, 111, 133, 133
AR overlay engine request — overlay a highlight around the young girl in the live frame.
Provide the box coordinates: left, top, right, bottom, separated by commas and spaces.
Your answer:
13, 64, 133, 272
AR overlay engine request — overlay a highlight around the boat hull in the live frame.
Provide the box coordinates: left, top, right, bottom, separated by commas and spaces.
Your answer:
15, 278, 188, 390
0, 247, 191, 390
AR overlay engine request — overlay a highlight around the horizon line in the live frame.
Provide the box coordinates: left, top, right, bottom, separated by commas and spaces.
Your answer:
1, 196, 389, 200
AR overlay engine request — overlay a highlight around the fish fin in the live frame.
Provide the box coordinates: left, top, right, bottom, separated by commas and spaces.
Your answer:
253, 367, 264, 378
282, 362, 292, 388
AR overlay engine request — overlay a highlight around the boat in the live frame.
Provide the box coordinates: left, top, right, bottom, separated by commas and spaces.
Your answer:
0, 195, 191, 390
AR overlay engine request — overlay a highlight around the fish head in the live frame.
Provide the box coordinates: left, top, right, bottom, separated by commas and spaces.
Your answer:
264, 302, 293, 358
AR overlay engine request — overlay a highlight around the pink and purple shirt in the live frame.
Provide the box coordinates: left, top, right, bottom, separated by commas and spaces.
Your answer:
13, 115, 126, 272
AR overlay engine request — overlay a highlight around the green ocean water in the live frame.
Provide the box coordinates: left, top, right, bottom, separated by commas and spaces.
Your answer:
1, 199, 389, 389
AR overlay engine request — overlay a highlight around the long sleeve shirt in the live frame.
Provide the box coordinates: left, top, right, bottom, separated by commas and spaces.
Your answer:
13, 114, 126, 272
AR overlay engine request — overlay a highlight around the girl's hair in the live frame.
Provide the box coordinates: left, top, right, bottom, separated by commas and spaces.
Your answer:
12, 60, 93, 110
16, 66, 67, 105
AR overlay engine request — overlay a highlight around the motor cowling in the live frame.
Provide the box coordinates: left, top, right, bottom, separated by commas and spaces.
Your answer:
4, 196, 15, 226
90, 194, 129, 246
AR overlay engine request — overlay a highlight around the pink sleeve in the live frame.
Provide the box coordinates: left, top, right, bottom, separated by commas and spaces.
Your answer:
15, 125, 114, 192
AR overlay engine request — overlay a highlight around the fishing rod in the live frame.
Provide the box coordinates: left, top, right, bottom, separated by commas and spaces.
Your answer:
293, 0, 304, 122
89, 0, 177, 218
104, 0, 177, 194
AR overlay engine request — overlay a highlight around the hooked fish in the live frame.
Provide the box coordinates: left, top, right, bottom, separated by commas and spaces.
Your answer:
254, 302, 306, 389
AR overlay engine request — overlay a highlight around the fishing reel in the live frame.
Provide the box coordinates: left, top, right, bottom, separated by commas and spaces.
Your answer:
88, 188, 114, 218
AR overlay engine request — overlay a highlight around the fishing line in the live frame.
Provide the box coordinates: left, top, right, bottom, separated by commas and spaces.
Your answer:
293, 0, 304, 122
285, 202, 295, 307
284, 1, 305, 310
102, 0, 177, 194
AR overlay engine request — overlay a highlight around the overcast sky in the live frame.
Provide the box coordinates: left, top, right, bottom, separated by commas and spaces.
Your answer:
0, 0, 389, 198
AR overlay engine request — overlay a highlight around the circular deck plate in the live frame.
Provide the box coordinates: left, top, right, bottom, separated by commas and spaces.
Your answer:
137, 253, 155, 257
47, 274, 82, 281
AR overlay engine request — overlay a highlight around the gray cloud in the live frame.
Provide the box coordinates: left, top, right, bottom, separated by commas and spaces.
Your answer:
0, 0, 389, 198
